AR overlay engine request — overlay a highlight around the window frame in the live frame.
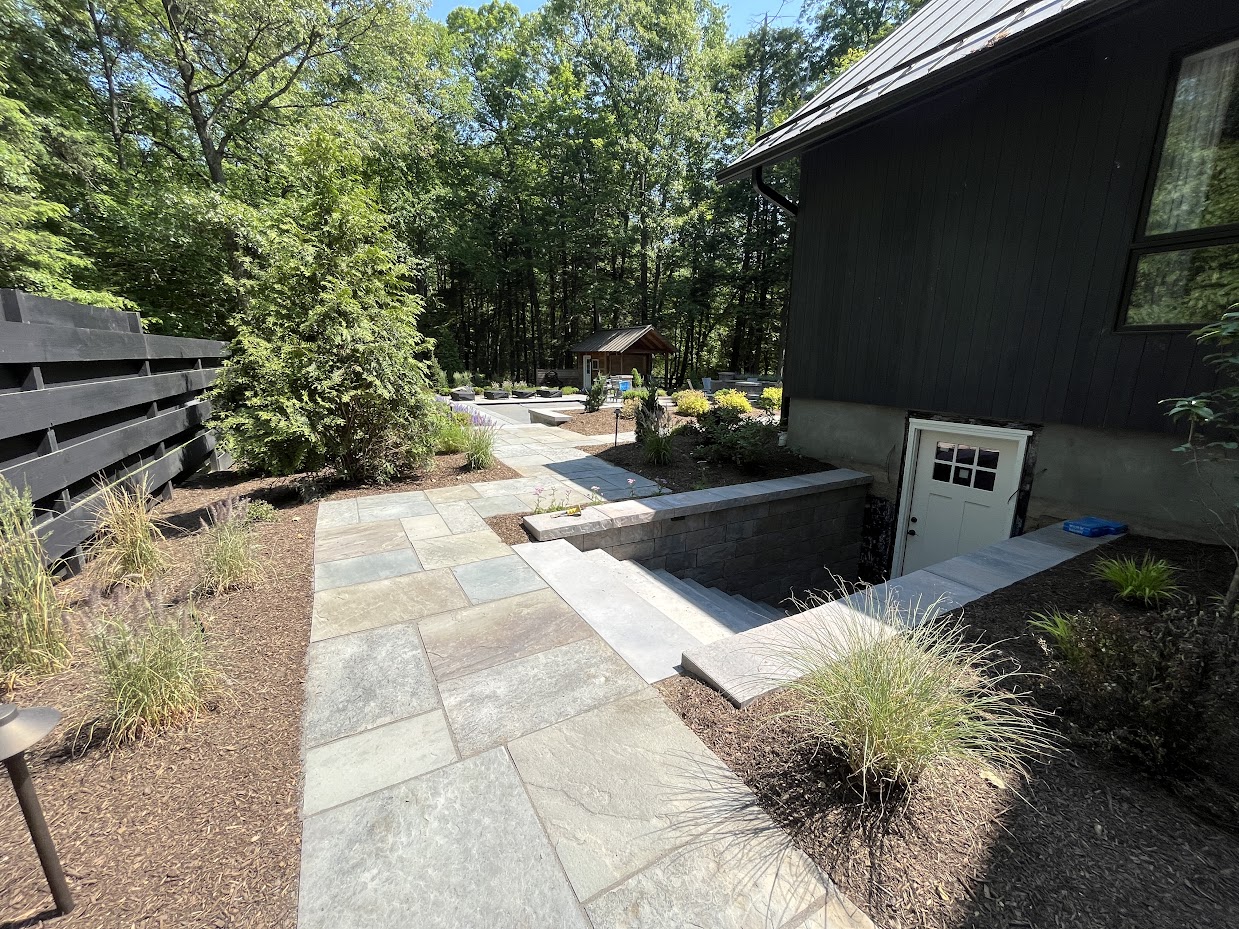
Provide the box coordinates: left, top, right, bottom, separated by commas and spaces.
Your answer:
1117, 31, 1239, 333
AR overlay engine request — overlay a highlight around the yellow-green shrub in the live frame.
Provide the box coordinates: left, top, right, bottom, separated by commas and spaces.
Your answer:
758, 386, 783, 412
674, 390, 709, 417
714, 388, 752, 414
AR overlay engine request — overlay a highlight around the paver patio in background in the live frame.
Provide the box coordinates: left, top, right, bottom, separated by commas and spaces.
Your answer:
297, 420, 871, 929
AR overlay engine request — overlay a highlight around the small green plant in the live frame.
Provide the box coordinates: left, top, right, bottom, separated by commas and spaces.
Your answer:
86, 590, 221, 744
465, 422, 497, 470
0, 478, 70, 685
777, 585, 1055, 799
452, 371, 473, 388
1094, 554, 1181, 606
674, 389, 709, 417
433, 414, 471, 454
245, 499, 278, 523
631, 368, 643, 389
561, 385, 579, 396
620, 396, 642, 420
758, 386, 783, 412
195, 498, 263, 596
584, 376, 607, 413
643, 430, 674, 466
88, 478, 168, 589
714, 388, 753, 414
622, 387, 650, 402
1029, 609, 1087, 666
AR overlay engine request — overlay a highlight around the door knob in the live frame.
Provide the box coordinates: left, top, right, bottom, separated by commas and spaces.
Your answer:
910, 517, 918, 523
907, 529, 917, 536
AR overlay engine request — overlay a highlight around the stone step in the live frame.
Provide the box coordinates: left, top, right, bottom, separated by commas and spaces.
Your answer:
512, 540, 700, 683
732, 595, 785, 622
658, 573, 767, 634
680, 578, 773, 629
596, 555, 742, 645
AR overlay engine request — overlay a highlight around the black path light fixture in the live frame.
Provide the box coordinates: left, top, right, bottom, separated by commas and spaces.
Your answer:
1, 703, 75, 915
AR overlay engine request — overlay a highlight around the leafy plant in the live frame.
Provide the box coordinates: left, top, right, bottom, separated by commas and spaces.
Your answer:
697, 407, 779, 471
776, 587, 1055, 799
674, 389, 710, 417
631, 368, 643, 389
245, 499, 278, 523
584, 376, 608, 413
465, 422, 497, 470
86, 591, 221, 744
620, 396, 642, 420
195, 498, 262, 596
433, 411, 472, 454
758, 386, 783, 412
0, 478, 69, 685
714, 388, 753, 414
88, 478, 168, 589
1094, 554, 1181, 606
622, 386, 650, 402
1029, 609, 1087, 667
643, 429, 674, 465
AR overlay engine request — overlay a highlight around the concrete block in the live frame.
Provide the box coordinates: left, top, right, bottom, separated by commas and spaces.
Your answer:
654, 532, 687, 556
682, 525, 728, 550
696, 540, 737, 564
609, 539, 656, 562
664, 550, 697, 572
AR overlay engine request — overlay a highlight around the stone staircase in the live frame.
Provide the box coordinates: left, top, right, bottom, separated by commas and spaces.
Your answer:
513, 539, 787, 683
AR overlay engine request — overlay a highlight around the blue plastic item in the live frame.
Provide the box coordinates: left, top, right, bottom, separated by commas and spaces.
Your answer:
618, 378, 633, 392
1062, 517, 1128, 537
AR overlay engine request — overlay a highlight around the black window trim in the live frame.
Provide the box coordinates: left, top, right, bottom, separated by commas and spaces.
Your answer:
1116, 29, 1239, 334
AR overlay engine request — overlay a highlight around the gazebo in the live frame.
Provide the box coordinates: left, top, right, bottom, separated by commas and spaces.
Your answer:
569, 325, 676, 390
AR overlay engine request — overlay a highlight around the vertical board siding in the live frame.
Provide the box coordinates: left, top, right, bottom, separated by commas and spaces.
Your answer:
786, 0, 1235, 434
0, 290, 225, 567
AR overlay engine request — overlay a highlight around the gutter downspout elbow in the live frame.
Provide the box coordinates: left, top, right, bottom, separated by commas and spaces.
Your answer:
752, 165, 797, 218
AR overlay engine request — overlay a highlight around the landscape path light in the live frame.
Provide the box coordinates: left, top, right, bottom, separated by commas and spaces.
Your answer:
1, 702, 74, 915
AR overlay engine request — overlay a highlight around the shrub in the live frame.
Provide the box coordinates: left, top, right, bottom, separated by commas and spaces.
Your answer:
0, 478, 69, 684
1035, 602, 1239, 774
428, 357, 449, 394
777, 589, 1055, 799
245, 499, 278, 523
631, 368, 643, 389
674, 389, 710, 417
88, 478, 168, 589
620, 397, 642, 420
584, 376, 607, 412
452, 371, 473, 389
465, 423, 497, 470
195, 498, 262, 596
432, 407, 472, 454
643, 430, 674, 466
561, 386, 579, 396
87, 592, 220, 743
697, 407, 779, 471
758, 386, 783, 412
622, 387, 650, 402
212, 134, 436, 484
714, 388, 753, 414
1094, 554, 1181, 606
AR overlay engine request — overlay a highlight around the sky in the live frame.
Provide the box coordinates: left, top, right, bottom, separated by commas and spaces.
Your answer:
425, 0, 802, 37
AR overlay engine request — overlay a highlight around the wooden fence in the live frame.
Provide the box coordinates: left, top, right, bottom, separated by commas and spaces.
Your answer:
0, 289, 226, 569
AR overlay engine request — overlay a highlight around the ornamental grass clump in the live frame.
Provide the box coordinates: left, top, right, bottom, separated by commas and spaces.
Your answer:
194, 497, 263, 596
465, 422, 497, 470
0, 477, 70, 685
1094, 554, 1181, 606
776, 586, 1055, 800
86, 590, 221, 744
88, 478, 168, 589
433, 411, 472, 454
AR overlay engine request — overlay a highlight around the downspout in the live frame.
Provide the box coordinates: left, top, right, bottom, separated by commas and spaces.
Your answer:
750, 166, 797, 429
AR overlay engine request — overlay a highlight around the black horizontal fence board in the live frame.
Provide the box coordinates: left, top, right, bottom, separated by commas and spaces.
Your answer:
0, 290, 224, 567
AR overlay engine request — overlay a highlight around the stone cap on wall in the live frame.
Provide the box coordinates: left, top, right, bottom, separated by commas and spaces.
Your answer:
522, 469, 872, 542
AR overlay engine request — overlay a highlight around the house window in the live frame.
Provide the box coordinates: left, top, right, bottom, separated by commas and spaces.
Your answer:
1122, 38, 1239, 328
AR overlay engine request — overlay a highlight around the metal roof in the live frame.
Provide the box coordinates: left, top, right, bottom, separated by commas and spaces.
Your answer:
719, 0, 1131, 182
569, 326, 676, 354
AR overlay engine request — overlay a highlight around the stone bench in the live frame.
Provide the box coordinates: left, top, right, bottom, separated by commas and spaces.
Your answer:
529, 409, 572, 427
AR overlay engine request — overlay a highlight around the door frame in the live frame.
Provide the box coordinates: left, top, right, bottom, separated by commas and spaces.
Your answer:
891, 418, 1033, 577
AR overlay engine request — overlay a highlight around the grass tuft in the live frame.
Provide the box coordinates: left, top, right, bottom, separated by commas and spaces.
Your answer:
88, 478, 168, 588
642, 430, 674, 465
86, 590, 221, 744
195, 497, 263, 596
465, 422, 497, 470
1093, 553, 1181, 606
0, 477, 70, 685
776, 584, 1056, 800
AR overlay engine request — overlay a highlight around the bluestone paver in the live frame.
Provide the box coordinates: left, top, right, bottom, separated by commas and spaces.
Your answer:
356, 491, 436, 522
310, 569, 468, 641
302, 710, 457, 815
424, 484, 482, 503
400, 512, 453, 542
413, 529, 511, 569
314, 519, 409, 564
468, 494, 528, 518
451, 553, 547, 604
313, 548, 422, 591
435, 500, 491, 534
315, 498, 358, 530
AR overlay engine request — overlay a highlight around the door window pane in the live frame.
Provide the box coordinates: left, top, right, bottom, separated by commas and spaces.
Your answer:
953, 467, 972, 486
977, 448, 1000, 468
975, 470, 996, 492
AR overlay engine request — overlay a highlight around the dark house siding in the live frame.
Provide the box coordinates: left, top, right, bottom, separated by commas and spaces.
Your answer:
786, 0, 1237, 434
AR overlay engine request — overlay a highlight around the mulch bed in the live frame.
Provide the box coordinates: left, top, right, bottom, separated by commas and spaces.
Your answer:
659, 533, 1239, 929
1, 472, 313, 929
484, 513, 534, 546
582, 429, 828, 493
560, 408, 701, 437
314, 452, 518, 500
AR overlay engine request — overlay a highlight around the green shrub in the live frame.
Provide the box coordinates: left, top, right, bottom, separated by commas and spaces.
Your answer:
622, 387, 650, 402
643, 430, 674, 466
758, 386, 783, 412
212, 134, 436, 484
778, 590, 1055, 799
714, 388, 753, 414
620, 396, 642, 420
428, 357, 449, 394
561, 386, 579, 396
1094, 554, 1181, 606
584, 376, 607, 413
631, 368, 643, 389
465, 423, 497, 470
674, 389, 709, 417
452, 371, 474, 389
697, 407, 779, 471
0, 478, 69, 685
433, 410, 471, 454
245, 499, 278, 523
195, 498, 263, 596
87, 592, 220, 743
88, 478, 168, 589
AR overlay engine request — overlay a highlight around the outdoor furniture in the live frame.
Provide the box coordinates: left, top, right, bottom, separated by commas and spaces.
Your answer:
484, 389, 510, 400
513, 388, 536, 399
450, 387, 476, 402
536, 387, 562, 398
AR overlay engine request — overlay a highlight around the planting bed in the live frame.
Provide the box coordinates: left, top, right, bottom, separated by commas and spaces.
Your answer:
484, 512, 534, 546
0, 472, 312, 929
662, 534, 1239, 929
316, 451, 518, 499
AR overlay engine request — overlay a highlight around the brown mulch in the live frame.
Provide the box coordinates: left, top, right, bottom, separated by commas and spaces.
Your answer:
582, 430, 828, 493
484, 512, 535, 546
0, 472, 313, 929
660, 674, 1239, 929
560, 408, 701, 437
315, 452, 518, 500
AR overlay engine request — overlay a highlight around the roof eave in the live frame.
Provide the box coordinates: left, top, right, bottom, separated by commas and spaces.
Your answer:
717, 0, 1132, 185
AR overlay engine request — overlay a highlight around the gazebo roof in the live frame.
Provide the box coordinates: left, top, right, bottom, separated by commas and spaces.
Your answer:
569, 325, 676, 355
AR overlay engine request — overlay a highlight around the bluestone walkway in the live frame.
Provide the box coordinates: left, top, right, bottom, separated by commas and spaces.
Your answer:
298, 422, 871, 929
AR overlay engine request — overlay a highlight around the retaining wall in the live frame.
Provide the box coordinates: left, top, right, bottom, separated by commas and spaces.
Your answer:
523, 470, 872, 603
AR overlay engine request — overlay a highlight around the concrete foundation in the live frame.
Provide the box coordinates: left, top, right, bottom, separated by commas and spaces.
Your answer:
786, 396, 1235, 549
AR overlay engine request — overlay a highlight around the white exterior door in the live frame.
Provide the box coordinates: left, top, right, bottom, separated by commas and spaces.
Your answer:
899, 426, 1025, 575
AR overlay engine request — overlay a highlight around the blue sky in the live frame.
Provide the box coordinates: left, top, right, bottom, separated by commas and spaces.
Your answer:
425, 0, 801, 37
